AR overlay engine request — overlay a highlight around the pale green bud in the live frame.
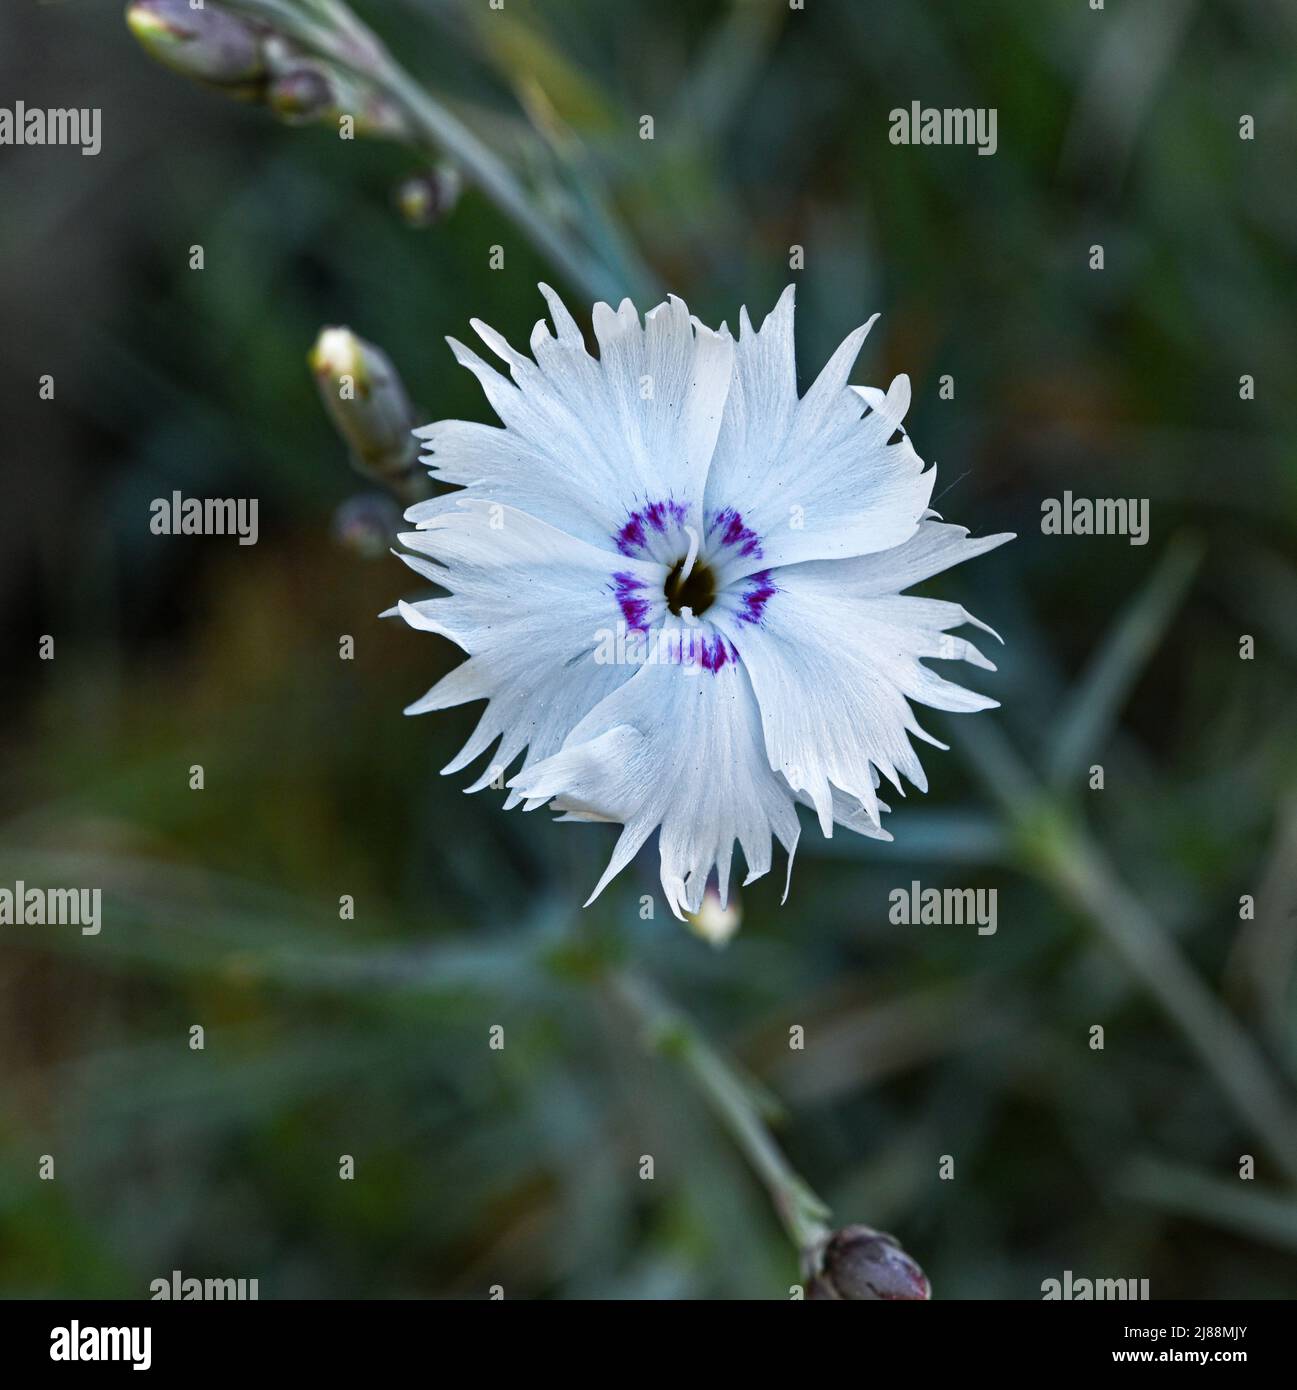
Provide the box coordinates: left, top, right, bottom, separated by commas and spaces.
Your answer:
394, 166, 463, 228
268, 68, 335, 124
125, 1, 266, 94
309, 328, 428, 502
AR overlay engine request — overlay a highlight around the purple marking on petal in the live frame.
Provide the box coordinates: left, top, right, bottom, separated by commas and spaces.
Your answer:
736, 570, 776, 625
615, 516, 647, 556
614, 497, 689, 556
707, 506, 762, 559
698, 635, 737, 673
611, 571, 650, 632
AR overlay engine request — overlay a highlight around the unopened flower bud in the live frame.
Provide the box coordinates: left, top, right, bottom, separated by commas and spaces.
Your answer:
125, 0, 266, 94
309, 327, 427, 502
268, 68, 334, 124
394, 166, 463, 228
686, 886, 741, 948
332, 493, 404, 560
814, 1225, 930, 1301
300, 67, 408, 141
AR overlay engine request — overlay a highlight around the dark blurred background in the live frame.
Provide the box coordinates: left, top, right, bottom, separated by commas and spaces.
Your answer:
2, 0, 1296, 1298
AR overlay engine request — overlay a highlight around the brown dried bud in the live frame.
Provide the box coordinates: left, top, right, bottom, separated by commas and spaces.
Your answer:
815, 1225, 931, 1301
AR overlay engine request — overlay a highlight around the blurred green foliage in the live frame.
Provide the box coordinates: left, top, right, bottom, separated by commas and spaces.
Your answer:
1, 0, 1296, 1299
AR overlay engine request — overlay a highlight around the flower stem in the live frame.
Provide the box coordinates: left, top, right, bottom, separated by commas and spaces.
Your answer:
222, 0, 643, 303
610, 968, 832, 1263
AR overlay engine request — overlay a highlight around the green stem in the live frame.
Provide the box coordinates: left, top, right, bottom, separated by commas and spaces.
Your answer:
962, 720, 1297, 1186
223, 0, 633, 302
610, 969, 831, 1261
366, 60, 625, 302
1040, 827, 1297, 1186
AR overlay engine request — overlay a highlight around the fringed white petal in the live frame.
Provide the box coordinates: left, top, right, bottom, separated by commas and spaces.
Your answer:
395, 499, 658, 805
410, 285, 733, 550
510, 625, 800, 919
702, 286, 934, 576
713, 521, 1011, 834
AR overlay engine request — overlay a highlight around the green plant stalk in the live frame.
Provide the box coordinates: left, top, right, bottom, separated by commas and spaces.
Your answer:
1122, 1155, 1297, 1253
610, 969, 831, 1262
1035, 823, 1297, 1186
1047, 533, 1204, 789
222, 0, 640, 303
964, 721, 1297, 1187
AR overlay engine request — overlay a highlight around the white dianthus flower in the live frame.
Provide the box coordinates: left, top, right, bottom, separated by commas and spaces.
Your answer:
392, 285, 1011, 919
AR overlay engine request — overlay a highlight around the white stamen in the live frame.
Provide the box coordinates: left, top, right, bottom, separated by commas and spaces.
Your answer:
679, 524, 701, 583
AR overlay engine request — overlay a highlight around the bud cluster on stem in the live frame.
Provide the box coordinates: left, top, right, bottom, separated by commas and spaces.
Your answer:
126, 0, 655, 303
126, 1, 407, 138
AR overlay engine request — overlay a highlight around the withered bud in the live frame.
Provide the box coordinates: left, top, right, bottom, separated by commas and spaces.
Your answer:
814, 1225, 931, 1301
